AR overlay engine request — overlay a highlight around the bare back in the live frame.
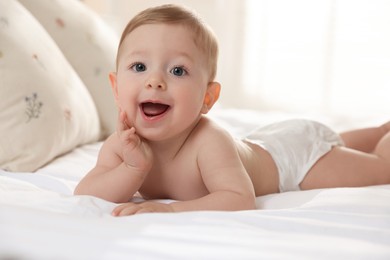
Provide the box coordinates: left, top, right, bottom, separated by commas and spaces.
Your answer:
235, 140, 279, 196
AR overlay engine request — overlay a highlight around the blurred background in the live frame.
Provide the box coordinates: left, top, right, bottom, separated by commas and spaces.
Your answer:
82, 0, 390, 118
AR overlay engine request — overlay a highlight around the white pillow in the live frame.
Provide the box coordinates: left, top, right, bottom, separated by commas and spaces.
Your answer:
0, 0, 101, 172
18, 0, 119, 137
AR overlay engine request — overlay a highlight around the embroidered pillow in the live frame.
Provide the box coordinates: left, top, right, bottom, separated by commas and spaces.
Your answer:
19, 0, 119, 137
0, 0, 101, 172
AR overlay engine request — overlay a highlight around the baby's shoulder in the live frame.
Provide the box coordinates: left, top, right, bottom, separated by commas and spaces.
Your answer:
192, 117, 235, 147
191, 117, 242, 168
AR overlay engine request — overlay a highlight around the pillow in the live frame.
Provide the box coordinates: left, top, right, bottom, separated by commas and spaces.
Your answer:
0, 0, 101, 172
18, 0, 119, 137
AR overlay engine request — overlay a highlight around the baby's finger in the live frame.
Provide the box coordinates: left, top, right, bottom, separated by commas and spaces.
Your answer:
112, 203, 140, 216
120, 127, 138, 145
111, 202, 131, 216
134, 208, 154, 214
117, 109, 129, 133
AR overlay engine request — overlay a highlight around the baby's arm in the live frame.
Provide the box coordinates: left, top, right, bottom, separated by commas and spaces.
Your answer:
173, 131, 256, 211
74, 111, 153, 203
112, 128, 256, 215
112, 160, 256, 215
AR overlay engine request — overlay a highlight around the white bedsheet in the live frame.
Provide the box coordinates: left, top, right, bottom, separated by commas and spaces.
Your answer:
1, 109, 390, 260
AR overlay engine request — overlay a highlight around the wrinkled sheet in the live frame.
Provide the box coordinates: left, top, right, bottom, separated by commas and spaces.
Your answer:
1, 109, 390, 259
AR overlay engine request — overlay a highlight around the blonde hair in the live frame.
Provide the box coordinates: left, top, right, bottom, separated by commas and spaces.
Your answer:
116, 4, 219, 81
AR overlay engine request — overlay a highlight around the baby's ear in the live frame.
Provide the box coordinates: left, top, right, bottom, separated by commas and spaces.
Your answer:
201, 82, 221, 114
109, 72, 119, 106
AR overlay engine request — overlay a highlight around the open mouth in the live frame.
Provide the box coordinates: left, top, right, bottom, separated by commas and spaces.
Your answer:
140, 102, 170, 118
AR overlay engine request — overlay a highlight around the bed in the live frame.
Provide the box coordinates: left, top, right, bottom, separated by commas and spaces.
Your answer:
1, 108, 390, 260
1, 1, 390, 259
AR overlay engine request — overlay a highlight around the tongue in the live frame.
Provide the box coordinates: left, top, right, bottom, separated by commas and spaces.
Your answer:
142, 102, 169, 117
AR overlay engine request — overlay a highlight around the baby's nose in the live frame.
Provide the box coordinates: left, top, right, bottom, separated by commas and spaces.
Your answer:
146, 74, 167, 90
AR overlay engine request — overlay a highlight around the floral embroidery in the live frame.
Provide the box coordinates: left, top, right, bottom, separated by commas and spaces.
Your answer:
55, 18, 65, 28
32, 53, 46, 70
25, 93, 43, 123
64, 109, 72, 121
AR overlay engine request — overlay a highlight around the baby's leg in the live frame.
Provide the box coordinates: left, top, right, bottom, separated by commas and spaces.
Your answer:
340, 121, 390, 152
300, 130, 390, 190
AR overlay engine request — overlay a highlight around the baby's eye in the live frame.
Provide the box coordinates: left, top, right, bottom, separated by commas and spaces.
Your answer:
170, 66, 187, 77
130, 63, 146, 72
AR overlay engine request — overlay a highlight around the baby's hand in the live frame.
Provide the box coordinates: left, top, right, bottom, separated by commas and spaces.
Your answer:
112, 201, 174, 216
117, 110, 153, 174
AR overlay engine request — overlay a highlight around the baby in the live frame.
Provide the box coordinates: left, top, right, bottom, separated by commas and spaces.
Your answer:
74, 4, 390, 216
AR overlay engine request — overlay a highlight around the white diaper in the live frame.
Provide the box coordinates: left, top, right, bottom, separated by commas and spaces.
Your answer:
244, 119, 344, 192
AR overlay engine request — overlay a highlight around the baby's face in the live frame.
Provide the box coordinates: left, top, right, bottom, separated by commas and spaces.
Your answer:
114, 23, 210, 141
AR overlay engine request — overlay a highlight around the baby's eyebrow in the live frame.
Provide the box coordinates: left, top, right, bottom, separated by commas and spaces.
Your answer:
171, 51, 196, 64
125, 50, 147, 58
